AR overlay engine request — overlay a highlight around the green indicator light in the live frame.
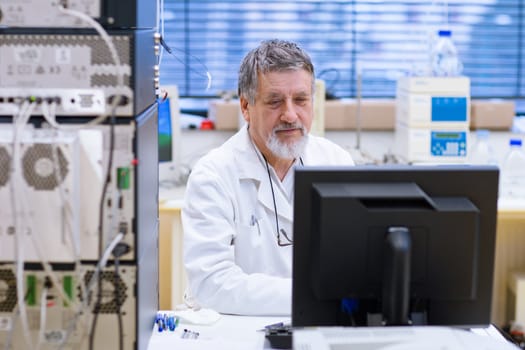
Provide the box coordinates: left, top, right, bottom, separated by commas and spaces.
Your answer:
117, 167, 131, 189
26, 275, 37, 306
63, 276, 73, 307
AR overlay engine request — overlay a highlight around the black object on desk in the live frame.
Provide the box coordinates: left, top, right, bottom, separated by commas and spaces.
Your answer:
265, 325, 293, 349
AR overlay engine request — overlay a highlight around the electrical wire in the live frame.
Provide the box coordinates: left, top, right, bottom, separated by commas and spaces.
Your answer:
49, 129, 81, 257
59, 232, 125, 350
14, 125, 81, 312
4, 5, 127, 349
35, 285, 49, 350
114, 259, 124, 350
8, 102, 93, 350
317, 68, 341, 99
52, 7, 122, 350
47, 127, 88, 314
11, 5, 132, 349
89, 121, 116, 350
159, 38, 212, 90
3, 288, 32, 350
10, 101, 35, 350
157, 0, 166, 67
88, 233, 123, 350
11, 108, 90, 350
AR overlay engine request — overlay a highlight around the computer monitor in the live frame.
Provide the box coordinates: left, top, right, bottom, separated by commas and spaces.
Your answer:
158, 85, 182, 185
292, 165, 499, 328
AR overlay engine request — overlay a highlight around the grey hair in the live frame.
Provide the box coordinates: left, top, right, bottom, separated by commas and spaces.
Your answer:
238, 39, 315, 105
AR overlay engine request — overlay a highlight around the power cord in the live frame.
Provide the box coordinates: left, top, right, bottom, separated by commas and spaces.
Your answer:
112, 242, 130, 350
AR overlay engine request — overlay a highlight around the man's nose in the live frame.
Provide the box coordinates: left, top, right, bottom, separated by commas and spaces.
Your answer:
280, 99, 298, 123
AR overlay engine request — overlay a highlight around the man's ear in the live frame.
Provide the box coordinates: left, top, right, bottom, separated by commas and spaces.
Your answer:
239, 96, 250, 123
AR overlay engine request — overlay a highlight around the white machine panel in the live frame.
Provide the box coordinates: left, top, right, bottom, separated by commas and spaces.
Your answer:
0, 0, 101, 27
0, 34, 135, 116
396, 76, 470, 128
0, 264, 137, 350
79, 124, 137, 262
0, 127, 82, 262
0, 123, 136, 263
0, 88, 105, 116
395, 122, 469, 163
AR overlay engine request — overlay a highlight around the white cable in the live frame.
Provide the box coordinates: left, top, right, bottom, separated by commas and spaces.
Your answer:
10, 102, 84, 350
83, 232, 124, 308
15, 126, 81, 310
58, 232, 125, 350
41, 97, 120, 347
49, 129, 81, 258
51, 11, 124, 325
99, 233, 124, 276
40, 102, 60, 129
48, 130, 89, 324
57, 5, 125, 126
34, 104, 93, 346
11, 101, 35, 350
35, 287, 48, 350
158, 0, 165, 67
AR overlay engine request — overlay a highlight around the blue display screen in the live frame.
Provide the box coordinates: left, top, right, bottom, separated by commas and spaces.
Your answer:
158, 99, 173, 162
431, 97, 468, 122
430, 131, 467, 157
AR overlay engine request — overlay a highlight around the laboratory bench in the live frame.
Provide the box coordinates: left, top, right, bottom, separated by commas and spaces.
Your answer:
159, 188, 525, 328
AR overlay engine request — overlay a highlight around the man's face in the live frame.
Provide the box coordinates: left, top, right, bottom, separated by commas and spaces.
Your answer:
241, 69, 313, 160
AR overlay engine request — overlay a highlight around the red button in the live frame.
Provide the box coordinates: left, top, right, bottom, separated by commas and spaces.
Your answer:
200, 120, 214, 130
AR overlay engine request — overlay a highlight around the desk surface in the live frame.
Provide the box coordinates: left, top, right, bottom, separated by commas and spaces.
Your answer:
147, 314, 287, 350
147, 313, 513, 350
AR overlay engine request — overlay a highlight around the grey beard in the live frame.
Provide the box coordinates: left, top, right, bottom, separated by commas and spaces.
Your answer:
266, 127, 308, 160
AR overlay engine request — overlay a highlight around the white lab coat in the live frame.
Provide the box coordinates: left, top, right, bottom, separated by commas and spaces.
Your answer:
182, 125, 354, 316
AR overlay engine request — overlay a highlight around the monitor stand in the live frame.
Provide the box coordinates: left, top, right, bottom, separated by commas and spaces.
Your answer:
367, 227, 426, 327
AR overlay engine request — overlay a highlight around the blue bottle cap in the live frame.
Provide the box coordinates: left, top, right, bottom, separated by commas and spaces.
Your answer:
438, 30, 452, 37
509, 138, 522, 146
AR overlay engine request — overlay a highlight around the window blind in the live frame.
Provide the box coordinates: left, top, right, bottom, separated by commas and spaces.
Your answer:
160, 0, 523, 100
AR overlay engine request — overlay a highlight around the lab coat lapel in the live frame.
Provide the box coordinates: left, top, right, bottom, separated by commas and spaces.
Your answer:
251, 167, 293, 223
234, 128, 293, 222
236, 147, 277, 215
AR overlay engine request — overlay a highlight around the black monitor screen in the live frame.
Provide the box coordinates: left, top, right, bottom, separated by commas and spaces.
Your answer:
292, 165, 498, 328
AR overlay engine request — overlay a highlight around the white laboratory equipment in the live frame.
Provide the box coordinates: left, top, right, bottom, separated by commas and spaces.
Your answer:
396, 76, 470, 127
395, 123, 468, 163
395, 76, 470, 163
500, 138, 525, 199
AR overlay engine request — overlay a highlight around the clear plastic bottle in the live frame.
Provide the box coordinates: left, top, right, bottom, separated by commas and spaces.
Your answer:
431, 29, 463, 76
499, 138, 525, 199
468, 129, 497, 165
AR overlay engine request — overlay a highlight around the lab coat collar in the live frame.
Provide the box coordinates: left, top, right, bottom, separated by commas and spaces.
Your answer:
234, 126, 293, 222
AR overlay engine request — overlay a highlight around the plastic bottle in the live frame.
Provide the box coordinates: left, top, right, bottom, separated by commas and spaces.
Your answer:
431, 30, 463, 76
468, 129, 497, 165
499, 138, 525, 199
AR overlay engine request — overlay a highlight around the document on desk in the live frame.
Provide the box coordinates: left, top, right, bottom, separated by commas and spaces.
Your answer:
293, 326, 519, 350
